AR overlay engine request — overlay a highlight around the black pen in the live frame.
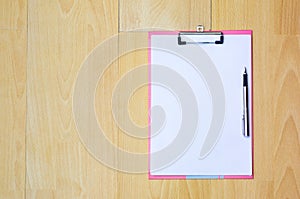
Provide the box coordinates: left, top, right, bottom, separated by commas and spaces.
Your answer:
243, 67, 250, 137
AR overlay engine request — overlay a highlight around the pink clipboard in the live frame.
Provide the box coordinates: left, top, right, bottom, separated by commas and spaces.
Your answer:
148, 30, 253, 180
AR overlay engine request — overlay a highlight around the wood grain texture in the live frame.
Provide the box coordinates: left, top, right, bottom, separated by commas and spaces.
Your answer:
270, 36, 300, 198
120, 0, 211, 31
0, 29, 26, 198
273, 0, 299, 35
116, 32, 151, 198
0, 0, 27, 30
0, 1, 27, 198
0, 0, 297, 198
116, 32, 148, 154
27, 0, 119, 198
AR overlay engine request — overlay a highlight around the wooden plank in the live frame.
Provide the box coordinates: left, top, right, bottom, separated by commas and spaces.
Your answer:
273, 0, 300, 35
269, 35, 300, 198
120, 0, 211, 31
0, 29, 26, 198
116, 32, 150, 198
0, 0, 27, 30
26, 0, 119, 197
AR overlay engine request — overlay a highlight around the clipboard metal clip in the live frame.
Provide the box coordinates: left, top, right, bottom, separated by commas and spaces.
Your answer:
178, 25, 224, 45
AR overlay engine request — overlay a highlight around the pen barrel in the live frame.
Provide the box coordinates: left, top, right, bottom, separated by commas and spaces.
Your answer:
243, 73, 248, 86
243, 86, 249, 136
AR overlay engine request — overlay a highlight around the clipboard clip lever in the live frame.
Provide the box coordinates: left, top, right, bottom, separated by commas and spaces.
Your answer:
178, 26, 224, 45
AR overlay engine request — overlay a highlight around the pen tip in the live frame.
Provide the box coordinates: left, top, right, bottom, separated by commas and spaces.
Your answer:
244, 67, 247, 73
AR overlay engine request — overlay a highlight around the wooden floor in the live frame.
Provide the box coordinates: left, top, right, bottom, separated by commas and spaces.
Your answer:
0, 0, 299, 198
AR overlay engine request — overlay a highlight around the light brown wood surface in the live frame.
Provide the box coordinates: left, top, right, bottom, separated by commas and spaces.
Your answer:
0, 0, 27, 30
0, 0, 299, 198
0, 0, 27, 198
0, 29, 26, 199
119, 0, 211, 31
